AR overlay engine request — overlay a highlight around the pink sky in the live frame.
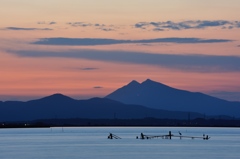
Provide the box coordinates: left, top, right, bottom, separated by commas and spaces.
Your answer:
1, 0, 240, 101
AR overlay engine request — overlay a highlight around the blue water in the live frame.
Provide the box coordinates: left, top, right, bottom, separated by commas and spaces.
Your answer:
0, 127, 239, 159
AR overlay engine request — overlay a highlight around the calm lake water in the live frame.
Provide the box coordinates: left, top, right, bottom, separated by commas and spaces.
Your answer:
0, 127, 239, 159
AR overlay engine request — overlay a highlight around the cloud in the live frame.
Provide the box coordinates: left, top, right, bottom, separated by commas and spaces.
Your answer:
32, 37, 232, 46
64, 67, 99, 71
37, 21, 57, 25
98, 28, 115, 32
4, 27, 53, 31
135, 20, 240, 31
80, 67, 98, 71
67, 22, 116, 31
138, 43, 153, 46
135, 22, 148, 29
8, 49, 240, 73
93, 86, 103, 89
49, 21, 57, 25
67, 22, 92, 27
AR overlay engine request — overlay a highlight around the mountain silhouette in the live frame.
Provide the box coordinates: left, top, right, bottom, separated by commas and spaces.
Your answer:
0, 95, 205, 122
105, 79, 240, 117
38, 93, 74, 102
1, 80, 239, 122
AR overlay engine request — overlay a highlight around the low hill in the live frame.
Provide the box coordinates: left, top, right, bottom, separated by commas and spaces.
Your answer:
0, 94, 205, 122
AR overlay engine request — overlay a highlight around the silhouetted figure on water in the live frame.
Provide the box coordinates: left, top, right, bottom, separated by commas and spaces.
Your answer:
108, 133, 121, 139
136, 133, 146, 139
108, 133, 113, 139
179, 131, 182, 139
203, 134, 210, 140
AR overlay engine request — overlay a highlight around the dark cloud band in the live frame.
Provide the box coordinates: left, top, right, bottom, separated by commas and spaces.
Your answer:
32, 37, 232, 46
8, 49, 240, 73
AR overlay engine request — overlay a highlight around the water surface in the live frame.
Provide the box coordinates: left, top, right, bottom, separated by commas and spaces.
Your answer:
0, 127, 239, 159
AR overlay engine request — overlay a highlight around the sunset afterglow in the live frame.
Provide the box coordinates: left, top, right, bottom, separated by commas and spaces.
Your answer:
1, 0, 240, 101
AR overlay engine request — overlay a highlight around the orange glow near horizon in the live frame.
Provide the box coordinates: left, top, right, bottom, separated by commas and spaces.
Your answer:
1, 0, 240, 101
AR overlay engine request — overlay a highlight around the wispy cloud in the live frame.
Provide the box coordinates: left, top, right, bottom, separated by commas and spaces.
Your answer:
4, 27, 53, 31
67, 22, 116, 31
135, 20, 240, 31
32, 37, 232, 46
37, 21, 57, 25
67, 22, 92, 27
93, 86, 103, 89
80, 67, 99, 71
98, 28, 115, 32
64, 67, 99, 71
8, 49, 240, 73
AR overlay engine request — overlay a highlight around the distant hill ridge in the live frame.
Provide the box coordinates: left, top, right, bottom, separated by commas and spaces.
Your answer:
0, 93, 206, 122
1, 79, 240, 122
105, 79, 240, 117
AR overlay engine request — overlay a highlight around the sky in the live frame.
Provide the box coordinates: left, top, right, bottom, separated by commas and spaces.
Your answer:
1, 0, 240, 101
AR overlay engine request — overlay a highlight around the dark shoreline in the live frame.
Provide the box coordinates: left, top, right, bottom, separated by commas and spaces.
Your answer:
1, 118, 240, 128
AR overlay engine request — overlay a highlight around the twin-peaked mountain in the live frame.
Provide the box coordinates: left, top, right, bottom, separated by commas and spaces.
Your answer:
0, 79, 240, 122
105, 79, 240, 117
